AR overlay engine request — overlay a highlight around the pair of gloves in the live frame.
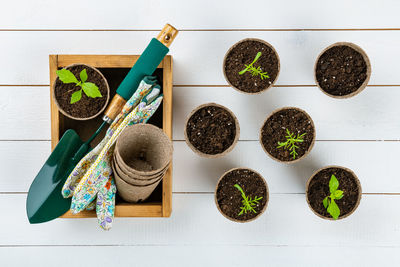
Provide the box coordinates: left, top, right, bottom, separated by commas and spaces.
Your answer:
61, 76, 163, 230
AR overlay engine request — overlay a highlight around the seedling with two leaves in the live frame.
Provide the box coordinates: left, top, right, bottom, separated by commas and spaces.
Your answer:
56, 68, 102, 104
238, 52, 270, 80
234, 184, 263, 215
323, 174, 344, 220
277, 129, 306, 160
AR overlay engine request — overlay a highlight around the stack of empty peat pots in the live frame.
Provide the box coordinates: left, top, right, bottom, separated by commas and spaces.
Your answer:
112, 124, 173, 203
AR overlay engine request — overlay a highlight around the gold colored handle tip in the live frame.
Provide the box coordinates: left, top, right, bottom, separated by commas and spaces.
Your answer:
157, 24, 179, 47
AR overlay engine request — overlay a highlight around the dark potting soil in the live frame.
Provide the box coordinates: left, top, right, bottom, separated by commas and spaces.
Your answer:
261, 108, 314, 162
315, 45, 368, 96
224, 40, 279, 93
307, 167, 361, 219
216, 169, 267, 221
55, 65, 108, 118
186, 106, 236, 155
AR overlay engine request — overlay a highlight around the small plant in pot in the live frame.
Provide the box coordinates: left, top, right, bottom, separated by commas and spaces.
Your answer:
260, 107, 315, 163
223, 38, 280, 94
315, 42, 371, 98
215, 168, 269, 222
53, 63, 110, 120
184, 103, 240, 158
306, 165, 362, 220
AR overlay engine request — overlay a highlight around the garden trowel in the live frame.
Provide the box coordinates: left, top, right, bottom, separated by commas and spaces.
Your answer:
26, 24, 178, 224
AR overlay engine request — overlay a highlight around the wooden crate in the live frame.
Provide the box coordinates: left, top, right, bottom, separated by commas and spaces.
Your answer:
49, 54, 173, 218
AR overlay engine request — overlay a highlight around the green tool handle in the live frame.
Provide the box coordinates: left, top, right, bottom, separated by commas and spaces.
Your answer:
103, 24, 178, 123
117, 38, 169, 100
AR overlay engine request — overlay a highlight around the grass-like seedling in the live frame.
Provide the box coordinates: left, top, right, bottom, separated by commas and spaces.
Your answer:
323, 174, 343, 220
56, 68, 102, 104
238, 52, 269, 80
234, 184, 263, 215
277, 129, 306, 159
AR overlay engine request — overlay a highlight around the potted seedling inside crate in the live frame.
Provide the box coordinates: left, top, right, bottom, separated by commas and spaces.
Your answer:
306, 166, 362, 220
223, 38, 280, 94
215, 168, 269, 222
184, 103, 240, 158
54, 64, 110, 120
260, 107, 315, 163
315, 42, 371, 98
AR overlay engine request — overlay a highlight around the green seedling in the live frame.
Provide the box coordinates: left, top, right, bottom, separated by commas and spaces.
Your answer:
234, 184, 263, 215
277, 129, 306, 159
56, 68, 102, 104
238, 52, 269, 80
323, 174, 343, 220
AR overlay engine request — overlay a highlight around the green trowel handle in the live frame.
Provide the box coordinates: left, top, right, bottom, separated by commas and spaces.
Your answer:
103, 24, 178, 122
117, 38, 169, 100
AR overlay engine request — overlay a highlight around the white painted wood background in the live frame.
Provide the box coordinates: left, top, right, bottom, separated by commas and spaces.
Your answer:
1, 0, 399, 266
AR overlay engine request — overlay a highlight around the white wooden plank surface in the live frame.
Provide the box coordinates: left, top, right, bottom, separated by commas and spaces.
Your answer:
1, 0, 400, 265
0, 31, 399, 85
0, 87, 50, 140
1, 86, 399, 141
1, 194, 400, 247
0, 0, 399, 29
1, 246, 399, 267
2, 140, 399, 194
0, 141, 49, 192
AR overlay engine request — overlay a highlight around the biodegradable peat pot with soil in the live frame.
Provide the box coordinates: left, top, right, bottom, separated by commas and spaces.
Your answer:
223, 38, 280, 94
306, 166, 362, 220
215, 168, 269, 223
260, 107, 315, 163
53, 63, 110, 120
184, 103, 240, 158
314, 42, 371, 98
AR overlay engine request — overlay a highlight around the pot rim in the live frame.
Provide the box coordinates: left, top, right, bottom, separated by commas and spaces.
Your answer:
113, 153, 166, 181
52, 63, 110, 120
314, 42, 371, 99
259, 106, 316, 164
222, 38, 281, 95
114, 147, 169, 178
112, 157, 163, 187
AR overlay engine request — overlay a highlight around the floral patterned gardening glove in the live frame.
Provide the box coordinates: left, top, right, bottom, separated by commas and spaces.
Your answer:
64, 85, 163, 230
61, 76, 162, 230
61, 76, 157, 198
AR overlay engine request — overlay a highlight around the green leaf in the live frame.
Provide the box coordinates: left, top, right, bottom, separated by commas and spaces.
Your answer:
323, 197, 329, 208
70, 89, 82, 104
56, 69, 78, 84
327, 199, 340, 220
80, 69, 88, 83
82, 82, 102, 98
334, 190, 344, 199
329, 175, 339, 193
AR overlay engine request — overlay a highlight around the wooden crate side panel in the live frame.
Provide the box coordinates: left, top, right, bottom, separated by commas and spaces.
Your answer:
162, 55, 173, 217
57, 55, 163, 68
60, 203, 163, 218
49, 55, 59, 149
